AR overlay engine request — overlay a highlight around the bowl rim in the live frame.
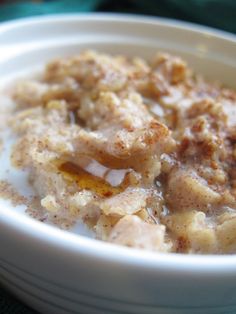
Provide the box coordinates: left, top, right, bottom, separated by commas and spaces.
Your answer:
1, 13, 236, 275
0, 12, 236, 42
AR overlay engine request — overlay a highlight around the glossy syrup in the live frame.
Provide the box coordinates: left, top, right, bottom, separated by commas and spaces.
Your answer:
59, 156, 138, 197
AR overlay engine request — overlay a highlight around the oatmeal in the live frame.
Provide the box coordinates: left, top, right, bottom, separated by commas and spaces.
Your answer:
0, 180, 27, 206
4, 50, 236, 254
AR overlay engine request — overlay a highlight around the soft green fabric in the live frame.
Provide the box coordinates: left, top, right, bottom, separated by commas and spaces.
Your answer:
132, 0, 236, 33
0, 1, 235, 313
0, 0, 103, 21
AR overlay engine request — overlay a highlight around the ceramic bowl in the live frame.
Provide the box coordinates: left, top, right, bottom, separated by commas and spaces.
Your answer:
0, 14, 236, 314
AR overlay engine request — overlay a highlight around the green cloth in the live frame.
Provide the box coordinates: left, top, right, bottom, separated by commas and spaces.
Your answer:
132, 0, 236, 34
0, 0, 103, 21
0, 1, 235, 313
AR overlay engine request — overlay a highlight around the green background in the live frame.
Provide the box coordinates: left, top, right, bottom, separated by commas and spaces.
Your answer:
0, 0, 236, 33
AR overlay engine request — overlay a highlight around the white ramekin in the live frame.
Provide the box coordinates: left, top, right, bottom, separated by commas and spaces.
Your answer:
0, 14, 236, 314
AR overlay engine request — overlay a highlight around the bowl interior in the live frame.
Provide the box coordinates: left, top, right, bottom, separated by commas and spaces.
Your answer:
0, 14, 236, 240
0, 15, 236, 85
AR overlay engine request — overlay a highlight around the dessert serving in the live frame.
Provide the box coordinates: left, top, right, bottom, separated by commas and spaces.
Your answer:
2, 50, 236, 254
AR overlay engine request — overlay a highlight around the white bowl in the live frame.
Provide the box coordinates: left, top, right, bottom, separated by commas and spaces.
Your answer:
0, 14, 236, 314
